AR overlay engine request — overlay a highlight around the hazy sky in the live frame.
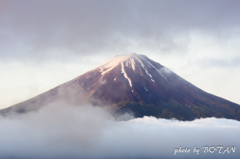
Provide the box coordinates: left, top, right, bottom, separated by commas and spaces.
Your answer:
1, 0, 240, 108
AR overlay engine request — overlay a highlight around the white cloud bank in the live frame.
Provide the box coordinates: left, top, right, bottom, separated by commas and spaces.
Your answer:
0, 103, 239, 159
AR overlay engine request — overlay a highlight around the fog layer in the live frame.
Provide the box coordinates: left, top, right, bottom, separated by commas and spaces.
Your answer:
0, 103, 239, 159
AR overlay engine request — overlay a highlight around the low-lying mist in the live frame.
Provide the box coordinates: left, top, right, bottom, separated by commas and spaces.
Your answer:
0, 102, 239, 159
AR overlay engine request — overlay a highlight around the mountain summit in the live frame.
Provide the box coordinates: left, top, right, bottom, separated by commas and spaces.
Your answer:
1, 53, 240, 121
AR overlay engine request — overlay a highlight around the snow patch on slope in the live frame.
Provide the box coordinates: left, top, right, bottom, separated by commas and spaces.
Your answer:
130, 58, 136, 72
101, 66, 115, 75
139, 57, 171, 85
121, 62, 132, 87
157, 69, 171, 85
98, 54, 140, 75
135, 57, 151, 77
91, 54, 134, 76
144, 87, 148, 91
98, 78, 107, 85
135, 57, 158, 83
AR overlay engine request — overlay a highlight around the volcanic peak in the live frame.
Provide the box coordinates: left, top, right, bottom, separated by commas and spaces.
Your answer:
1, 53, 240, 121
93, 53, 142, 75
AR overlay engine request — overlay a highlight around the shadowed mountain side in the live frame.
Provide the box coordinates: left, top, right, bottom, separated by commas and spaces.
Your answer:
1, 53, 240, 121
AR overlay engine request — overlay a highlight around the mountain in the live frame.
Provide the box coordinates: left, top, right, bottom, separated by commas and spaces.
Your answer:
1, 53, 240, 121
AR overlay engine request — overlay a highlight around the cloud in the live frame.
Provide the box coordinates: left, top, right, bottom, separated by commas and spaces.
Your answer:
192, 56, 240, 69
1, 0, 240, 62
0, 103, 239, 159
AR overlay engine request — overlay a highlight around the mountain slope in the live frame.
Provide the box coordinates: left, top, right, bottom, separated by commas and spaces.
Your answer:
1, 53, 240, 121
